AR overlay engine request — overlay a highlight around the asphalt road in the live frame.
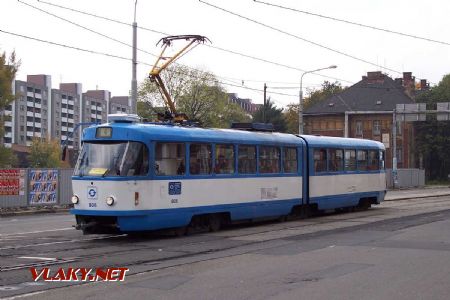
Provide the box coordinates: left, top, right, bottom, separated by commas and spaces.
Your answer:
1, 192, 450, 300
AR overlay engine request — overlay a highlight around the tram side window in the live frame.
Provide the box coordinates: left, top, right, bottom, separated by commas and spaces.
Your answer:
313, 148, 327, 173
329, 149, 344, 172
215, 144, 234, 174
357, 150, 368, 171
380, 150, 386, 169
189, 144, 212, 175
155, 143, 185, 176
259, 146, 280, 173
283, 147, 297, 173
368, 150, 379, 170
238, 145, 256, 174
344, 149, 356, 171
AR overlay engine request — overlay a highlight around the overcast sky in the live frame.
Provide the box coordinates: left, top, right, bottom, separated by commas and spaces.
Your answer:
1, 0, 449, 107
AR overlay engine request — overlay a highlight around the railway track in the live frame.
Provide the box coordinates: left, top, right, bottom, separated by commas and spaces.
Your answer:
1, 195, 450, 299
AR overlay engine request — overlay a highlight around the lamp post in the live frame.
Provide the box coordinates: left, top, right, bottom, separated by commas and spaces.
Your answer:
131, 0, 138, 114
298, 65, 337, 134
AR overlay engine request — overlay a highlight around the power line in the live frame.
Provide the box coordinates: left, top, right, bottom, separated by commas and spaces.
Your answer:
254, 0, 450, 47
1, 29, 297, 105
0, 29, 152, 65
18, 0, 158, 58
199, 0, 406, 76
36, 0, 353, 84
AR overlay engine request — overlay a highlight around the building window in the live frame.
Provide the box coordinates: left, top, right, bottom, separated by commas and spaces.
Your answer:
396, 121, 402, 136
189, 144, 212, 175
20, 105, 25, 111
259, 146, 280, 173
396, 148, 403, 164
238, 145, 256, 174
215, 144, 234, 174
20, 135, 25, 142
355, 121, 363, 136
20, 126, 24, 132
373, 120, 381, 135
20, 116, 25, 122
27, 86, 33, 92
35, 88, 41, 94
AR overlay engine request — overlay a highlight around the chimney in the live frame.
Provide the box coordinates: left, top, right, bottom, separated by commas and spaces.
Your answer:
403, 72, 412, 81
365, 71, 384, 83
420, 79, 429, 90
402, 72, 415, 89
394, 78, 403, 86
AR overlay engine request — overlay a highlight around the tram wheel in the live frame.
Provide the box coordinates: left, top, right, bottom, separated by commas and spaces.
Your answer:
174, 226, 187, 237
209, 215, 221, 232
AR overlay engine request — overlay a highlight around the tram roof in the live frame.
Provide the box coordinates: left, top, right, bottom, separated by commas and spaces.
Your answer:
300, 134, 385, 149
83, 123, 304, 145
83, 123, 384, 149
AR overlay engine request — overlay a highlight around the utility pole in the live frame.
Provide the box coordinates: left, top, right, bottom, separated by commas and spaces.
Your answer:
131, 0, 138, 114
263, 83, 267, 123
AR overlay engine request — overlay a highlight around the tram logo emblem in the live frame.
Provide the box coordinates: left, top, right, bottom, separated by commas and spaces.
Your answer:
87, 187, 98, 200
168, 182, 182, 195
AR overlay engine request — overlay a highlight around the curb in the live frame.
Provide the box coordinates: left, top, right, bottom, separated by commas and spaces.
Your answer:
385, 192, 450, 201
0, 208, 71, 217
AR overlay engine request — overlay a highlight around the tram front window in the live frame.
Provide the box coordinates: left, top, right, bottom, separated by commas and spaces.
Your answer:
74, 141, 149, 177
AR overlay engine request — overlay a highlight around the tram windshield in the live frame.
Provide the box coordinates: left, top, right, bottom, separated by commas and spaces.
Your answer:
74, 141, 149, 177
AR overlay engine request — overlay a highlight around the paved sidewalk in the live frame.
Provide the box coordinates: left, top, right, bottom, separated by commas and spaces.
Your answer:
386, 185, 450, 201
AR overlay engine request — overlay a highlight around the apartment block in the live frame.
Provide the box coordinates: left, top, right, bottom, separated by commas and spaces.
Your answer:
8, 75, 51, 147
110, 96, 131, 114
52, 83, 82, 149
82, 90, 109, 124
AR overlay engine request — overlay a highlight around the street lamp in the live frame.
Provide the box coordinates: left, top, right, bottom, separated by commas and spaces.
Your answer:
298, 65, 337, 135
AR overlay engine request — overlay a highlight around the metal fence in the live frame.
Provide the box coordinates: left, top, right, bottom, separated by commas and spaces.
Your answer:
386, 168, 425, 189
0, 168, 73, 208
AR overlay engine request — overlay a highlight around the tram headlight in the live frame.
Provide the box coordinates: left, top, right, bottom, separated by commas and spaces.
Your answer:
106, 196, 115, 206
71, 195, 79, 204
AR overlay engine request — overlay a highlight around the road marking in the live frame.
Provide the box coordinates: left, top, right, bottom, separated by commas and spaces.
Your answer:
0, 234, 126, 251
18, 256, 57, 261
0, 227, 73, 237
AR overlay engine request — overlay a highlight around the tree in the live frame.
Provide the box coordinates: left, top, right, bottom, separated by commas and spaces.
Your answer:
284, 103, 299, 134
29, 138, 61, 168
0, 50, 20, 167
138, 65, 249, 127
252, 98, 287, 132
414, 74, 450, 181
303, 81, 344, 110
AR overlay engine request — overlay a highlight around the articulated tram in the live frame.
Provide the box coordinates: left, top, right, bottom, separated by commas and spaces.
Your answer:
70, 114, 386, 234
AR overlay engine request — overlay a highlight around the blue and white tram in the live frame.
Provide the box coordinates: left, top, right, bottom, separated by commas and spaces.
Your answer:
70, 115, 386, 234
